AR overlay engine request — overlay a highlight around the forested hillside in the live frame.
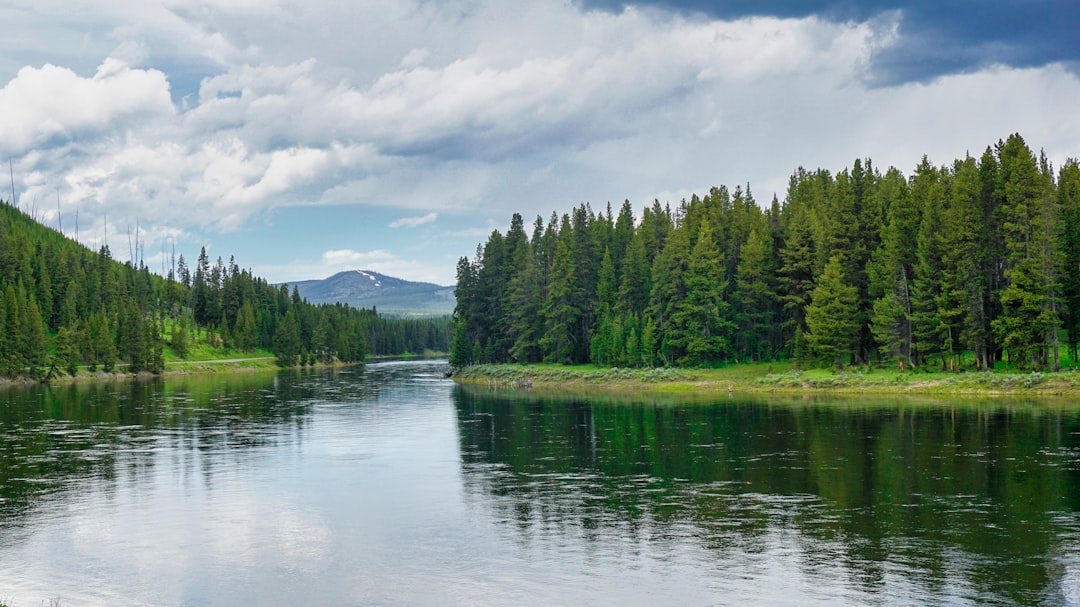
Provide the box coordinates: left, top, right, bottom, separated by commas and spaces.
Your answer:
451, 134, 1080, 371
0, 201, 450, 380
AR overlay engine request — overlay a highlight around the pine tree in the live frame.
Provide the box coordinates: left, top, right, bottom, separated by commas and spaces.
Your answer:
624, 319, 642, 367
505, 217, 545, 363
590, 247, 620, 365
805, 256, 860, 367
172, 314, 190, 359
0, 297, 8, 376
118, 298, 148, 372
647, 224, 690, 365
992, 134, 1061, 368
20, 290, 48, 378
540, 218, 580, 364
778, 201, 816, 342
867, 168, 917, 368
54, 325, 80, 376
734, 227, 778, 361
273, 307, 302, 367
571, 204, 599, 362
177, 253, 190, 287
909, 158, 947, 367
475, 225, 510, 361
612, 200, 636, 271
234, 301, 258, 351
58, 280, 80, 330
616, 231, 650, 318
450, 255, 479, 366
449, 317, 473, 367
192, 247, 212, 325
218, 309, 232, 349
312, 314, 335, 362
639, 200, 673, 267
91, 311, 117, 373
31, 247, 53, 330
149, 319, 165, 373
2, 285, 22, 376
978, 146, 1006, 365
641, 316, 659, 367
823, 161, 880, 363
671, 223, 730, 365
936, 156, 983, 370
1059, 159, 1080, 364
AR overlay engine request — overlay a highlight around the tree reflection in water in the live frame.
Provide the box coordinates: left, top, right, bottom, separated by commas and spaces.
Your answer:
455, 386, 1080, 606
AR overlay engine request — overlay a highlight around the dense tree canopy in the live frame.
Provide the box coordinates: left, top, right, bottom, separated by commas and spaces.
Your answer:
0, 202, 450, 380
452, 134, 1078, 371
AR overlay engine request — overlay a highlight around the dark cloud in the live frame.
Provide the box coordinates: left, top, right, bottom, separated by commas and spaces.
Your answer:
576, 0, 1080, 84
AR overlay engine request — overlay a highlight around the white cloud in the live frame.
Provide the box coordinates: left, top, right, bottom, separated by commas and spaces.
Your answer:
1, 1, 1077, 283
0, 59, 173, 156
321, 248, 394, 266
389, 212, 437, 228
446, 221, 500, 239
400, 48, 429, 69
257, 248, 447, 284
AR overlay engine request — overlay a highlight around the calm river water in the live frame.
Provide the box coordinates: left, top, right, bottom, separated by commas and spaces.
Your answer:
2, 360, 1080, 606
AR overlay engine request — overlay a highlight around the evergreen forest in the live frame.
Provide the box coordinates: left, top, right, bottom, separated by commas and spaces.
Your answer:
0, 199, 451, 380
451, 134, 1080, 372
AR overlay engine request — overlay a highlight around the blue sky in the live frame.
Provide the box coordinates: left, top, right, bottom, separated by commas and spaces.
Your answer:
1, 1, 1078, 286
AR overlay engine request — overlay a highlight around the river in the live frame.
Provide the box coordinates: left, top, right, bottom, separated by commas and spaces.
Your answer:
2, 360, 1079, 606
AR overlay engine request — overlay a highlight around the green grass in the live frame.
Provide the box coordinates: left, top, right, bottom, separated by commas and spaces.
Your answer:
162, 340, 274, 363
453, 361, 1080, 397
29, 327, 281, 385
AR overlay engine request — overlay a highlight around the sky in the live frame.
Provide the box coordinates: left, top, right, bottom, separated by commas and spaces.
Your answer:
1, 0, 1078, 287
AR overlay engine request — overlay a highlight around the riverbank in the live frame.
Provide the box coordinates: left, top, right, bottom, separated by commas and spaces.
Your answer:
451, 362, 1080, 397
0, 351, 452, 388
10, 358, 278, 387
0, 357, 345, 388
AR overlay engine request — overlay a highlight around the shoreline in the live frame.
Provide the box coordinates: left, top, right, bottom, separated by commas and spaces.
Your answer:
0, 358, 348, 389
0, 353, 451, 389
451, 363, 1080, 398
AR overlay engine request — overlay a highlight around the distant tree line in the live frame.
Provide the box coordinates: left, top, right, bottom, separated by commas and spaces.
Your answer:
0, 201, 450, 380
451, 134, 1080, 371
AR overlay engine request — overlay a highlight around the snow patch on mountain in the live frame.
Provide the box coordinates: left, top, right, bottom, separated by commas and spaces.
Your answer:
356, 270, 382, 287
283, 270, 453, 315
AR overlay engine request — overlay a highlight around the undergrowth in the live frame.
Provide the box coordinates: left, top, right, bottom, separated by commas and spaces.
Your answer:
458, 363, 1074, 394
456, 364, 689, 384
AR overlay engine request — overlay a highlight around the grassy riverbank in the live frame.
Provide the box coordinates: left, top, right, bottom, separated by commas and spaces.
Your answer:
0, 348, 450, 387
452, 362, 1080, 397
7, 356, 278, 387
2, 349, 348, 387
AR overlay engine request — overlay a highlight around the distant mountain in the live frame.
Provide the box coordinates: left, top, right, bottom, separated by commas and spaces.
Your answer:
283, 270, 455, 315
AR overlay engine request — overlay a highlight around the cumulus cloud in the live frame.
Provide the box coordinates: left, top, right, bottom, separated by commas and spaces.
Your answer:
0, 59, 173, 156
321, 248, 394, 266
579, 1, 1080, 84
258, 248, 445, 284
1, 0, 1077, 282
389, 212, 437, 228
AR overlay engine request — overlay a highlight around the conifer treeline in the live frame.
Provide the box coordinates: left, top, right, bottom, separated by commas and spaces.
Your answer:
0, 201, 450, 379
451, 134, 1080, 371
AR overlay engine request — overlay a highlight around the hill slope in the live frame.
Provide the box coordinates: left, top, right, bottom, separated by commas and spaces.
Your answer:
0, 199, 452, 380
285, 270, 454, 315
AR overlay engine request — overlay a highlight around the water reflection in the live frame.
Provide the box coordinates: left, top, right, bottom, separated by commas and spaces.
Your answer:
454, 386, 1080, 606
0, 372, 323, 528
0, 362, 461, 607
5, 365, 1080, 606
